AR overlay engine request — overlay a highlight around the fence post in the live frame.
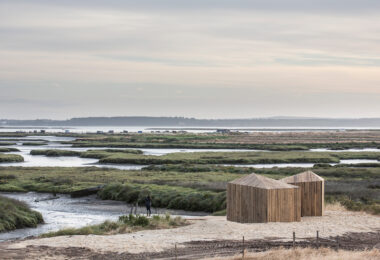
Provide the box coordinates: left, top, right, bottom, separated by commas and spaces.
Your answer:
336, 237, 339, 251
175, 243, 178, 260
293, 232, 295, 248
242, 236, 245, 259
316, 231, 319, 249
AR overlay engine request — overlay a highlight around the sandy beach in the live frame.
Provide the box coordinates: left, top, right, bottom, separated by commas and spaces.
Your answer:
4, 207, 380, 257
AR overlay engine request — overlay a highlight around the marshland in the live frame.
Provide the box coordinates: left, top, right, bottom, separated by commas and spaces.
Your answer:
0, 130, 379, 258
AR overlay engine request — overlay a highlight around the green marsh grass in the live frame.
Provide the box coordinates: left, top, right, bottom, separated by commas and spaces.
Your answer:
40, 214, 186, 237
0, 165, 378, 214
0, 148, 19, 152
0, 142, 16, 146
0, 195, 43, 232
0, 154, 24, 163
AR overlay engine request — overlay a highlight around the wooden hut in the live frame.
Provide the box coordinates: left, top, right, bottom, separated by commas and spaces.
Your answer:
281, 171, 324, 217
227, 173, 301, 223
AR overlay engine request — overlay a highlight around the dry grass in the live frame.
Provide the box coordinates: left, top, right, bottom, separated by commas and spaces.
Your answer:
207, 247, 380, 260
325, 202, 347, 212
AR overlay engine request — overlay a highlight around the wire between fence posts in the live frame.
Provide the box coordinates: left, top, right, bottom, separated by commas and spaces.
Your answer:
293, 232, 295, 248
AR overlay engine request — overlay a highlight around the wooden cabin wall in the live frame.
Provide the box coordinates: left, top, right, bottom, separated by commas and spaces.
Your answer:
290, 181, 324, 216
267, 188, 301, 222
227, 183, 301, 223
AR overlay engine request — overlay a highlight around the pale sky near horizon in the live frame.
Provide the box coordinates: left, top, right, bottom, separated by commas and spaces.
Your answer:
1, 0, 380, 119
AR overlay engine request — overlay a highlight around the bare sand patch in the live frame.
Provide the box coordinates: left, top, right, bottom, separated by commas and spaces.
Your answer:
6, 209, 380, 254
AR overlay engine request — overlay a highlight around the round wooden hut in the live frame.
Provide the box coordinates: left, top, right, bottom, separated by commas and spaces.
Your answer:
281, 171, 324, 217
227, 173, 301, 223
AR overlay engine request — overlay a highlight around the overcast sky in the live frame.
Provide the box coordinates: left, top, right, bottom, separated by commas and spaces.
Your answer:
1, 0, 380, 119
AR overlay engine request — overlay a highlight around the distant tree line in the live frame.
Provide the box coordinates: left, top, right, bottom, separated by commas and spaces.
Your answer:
1, 116, 380, 127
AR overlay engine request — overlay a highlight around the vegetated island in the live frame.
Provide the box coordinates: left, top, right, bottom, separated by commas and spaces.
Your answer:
31, 149, 380, 165
0, 153, 24, 163
0, 195, 43, 232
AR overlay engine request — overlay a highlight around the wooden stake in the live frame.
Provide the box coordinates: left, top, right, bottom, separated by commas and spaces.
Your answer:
336, 237, 339, 251
242, 236, 245, 259
293, 232, 295, 248
175, 243, 178, 260
316, 231, 319, 249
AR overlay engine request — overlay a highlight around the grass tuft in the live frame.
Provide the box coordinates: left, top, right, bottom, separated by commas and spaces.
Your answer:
40, 214, 186, 237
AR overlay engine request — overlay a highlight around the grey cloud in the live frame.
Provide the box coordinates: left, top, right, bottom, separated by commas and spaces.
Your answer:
275, 55, 380, 67
2, 0, 380, 13
1, 82, 380, 119
0, 1, 380, 119
1, 9, 379, 68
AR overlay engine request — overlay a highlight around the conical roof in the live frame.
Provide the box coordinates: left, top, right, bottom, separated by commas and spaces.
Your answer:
229, 173, 299, 189
281, 171, 324, 183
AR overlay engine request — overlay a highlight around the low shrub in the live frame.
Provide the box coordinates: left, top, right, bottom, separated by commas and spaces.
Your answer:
0, 174, 16, 180
326, 195, 380, 215
119, 214, 149, 226
98, 183, 226, 212
0, 195, 44, 232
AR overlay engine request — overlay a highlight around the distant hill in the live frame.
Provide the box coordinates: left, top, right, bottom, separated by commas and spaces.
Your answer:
1, 116, 380, 127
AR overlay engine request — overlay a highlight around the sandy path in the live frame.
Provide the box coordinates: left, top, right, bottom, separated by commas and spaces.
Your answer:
6, 210, 380, 254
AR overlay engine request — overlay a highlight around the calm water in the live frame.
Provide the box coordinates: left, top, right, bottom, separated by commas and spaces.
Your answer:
310, 148, 380, 152
0, 135, 379, 169
0, 135, 261, 169
223, 159, 380, 169
0, 192, 207, 242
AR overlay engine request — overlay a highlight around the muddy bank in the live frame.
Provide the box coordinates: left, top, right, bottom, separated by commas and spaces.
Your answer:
0, 192, 207, 242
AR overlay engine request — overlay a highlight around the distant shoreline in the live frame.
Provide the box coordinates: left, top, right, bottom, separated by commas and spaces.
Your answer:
1, 125, 380, 134
146, 127, 380, 131
1, 116, 380, 128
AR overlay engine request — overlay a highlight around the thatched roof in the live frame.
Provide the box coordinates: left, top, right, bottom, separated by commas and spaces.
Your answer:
229, 173, 298, 189
281, 171, 324, 183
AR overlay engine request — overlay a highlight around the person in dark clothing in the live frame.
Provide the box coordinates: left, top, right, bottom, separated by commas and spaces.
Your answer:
145, 195, 152, 216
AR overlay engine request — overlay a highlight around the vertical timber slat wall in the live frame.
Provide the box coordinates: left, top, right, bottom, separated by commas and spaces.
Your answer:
281, 171, 324, 217
227, 173, 301, 223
